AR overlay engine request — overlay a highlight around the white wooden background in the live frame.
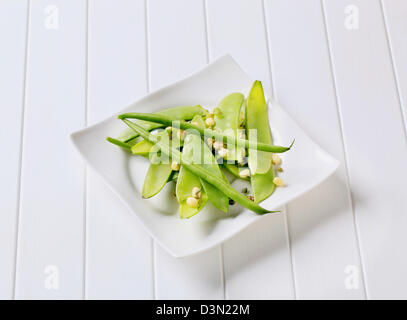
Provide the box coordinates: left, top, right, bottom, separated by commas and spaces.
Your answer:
1, 0, 406, 300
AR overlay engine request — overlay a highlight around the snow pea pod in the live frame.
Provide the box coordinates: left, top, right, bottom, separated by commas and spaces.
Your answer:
213, 93, 245, 161
176, 116, 210, 218
176, 165, 208, 218
122, 119, 278, 215
251, 168, 276, 203
186, 115, 229, 212
246, 80, 273, 174
118, 113, 293, 153
117, 105, 207, 142
131, 139, 153, 156
246, 81, 276, 202
142, 163, 173, 198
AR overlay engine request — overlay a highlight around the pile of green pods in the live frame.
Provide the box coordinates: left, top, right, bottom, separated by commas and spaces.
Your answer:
107, 81, 292, 218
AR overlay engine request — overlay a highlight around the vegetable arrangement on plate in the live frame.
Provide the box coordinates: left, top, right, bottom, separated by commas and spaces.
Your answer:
107, 81, 293, 218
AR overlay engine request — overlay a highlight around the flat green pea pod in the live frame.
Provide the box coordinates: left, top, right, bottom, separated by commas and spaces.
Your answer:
246, 81, 276, 202
142, 163, 173, 198
118, 105, 207, 142
176, 165, 208, 218
131, 139, 153, 156
251, 167, 276, 203
185, 115, 229, 212
213, 93, 245, 162
176, 117, 208, 218
246, 81, 273, 174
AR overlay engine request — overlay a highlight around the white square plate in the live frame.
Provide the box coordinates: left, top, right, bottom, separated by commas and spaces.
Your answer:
71, 55, 339, 257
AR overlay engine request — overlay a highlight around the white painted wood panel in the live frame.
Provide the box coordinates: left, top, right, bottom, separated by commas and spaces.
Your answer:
0, 0, 28, 299
206, 0, 294, 299
323, 0, 407, 299
148, 0, 223, 299
382, 0, 407, 131
85, 0, 153, 299
15, 0, 86, 299
264, 0, 365, 299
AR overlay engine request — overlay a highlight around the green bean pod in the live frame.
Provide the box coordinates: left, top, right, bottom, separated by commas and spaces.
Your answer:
122, 119, 278, 215
117, 105, 207, 142
118, 113, 293, 153
106, 136, 132, 150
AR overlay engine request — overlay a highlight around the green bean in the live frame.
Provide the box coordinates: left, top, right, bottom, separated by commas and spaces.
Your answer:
117, 105, 207, 142
106, 137, 132, 150
118, 113, 293, 153
122, 119, 278, 215
168, 171, 179, 182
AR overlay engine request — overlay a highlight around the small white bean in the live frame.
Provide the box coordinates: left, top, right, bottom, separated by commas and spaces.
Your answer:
213, 141, 224, 150
171, 161, 181, 171
218, 147, 229, 158
205, 117, 215, 127
273, 177, 284, 187
186, 197, 199, 208
272, 154, 282, 166
192, 187, 201, 199
239, 168, 250, 178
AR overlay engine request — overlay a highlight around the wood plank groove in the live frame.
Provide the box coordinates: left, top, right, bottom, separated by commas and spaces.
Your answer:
322, 0, 407, 299
15, 0, 87, 299
381, 0, 407, 136
148, 0, 223, 299
263, 0, 366, 299
0, 0, 29, 299
85, 0, 154, 299
206, 0, 295, 299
